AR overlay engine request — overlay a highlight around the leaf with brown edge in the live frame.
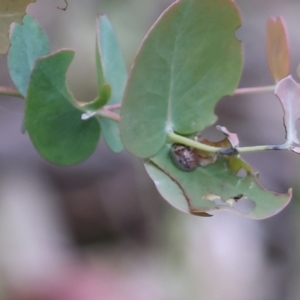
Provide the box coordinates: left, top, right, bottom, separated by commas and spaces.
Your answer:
275, 76, 300, 145
0, 0, 37, 54
266, 17, 290, 83
144, 144, 291, 220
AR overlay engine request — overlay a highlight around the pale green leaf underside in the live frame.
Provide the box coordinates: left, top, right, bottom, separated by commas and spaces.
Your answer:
96, 15, 126, 152
8, 14, 50, 96
99, 117, 123, 153
145, 145, 291, 219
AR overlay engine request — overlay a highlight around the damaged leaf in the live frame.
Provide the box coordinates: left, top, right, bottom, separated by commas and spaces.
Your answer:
195, 126, 242, 168
266, 17, 290, 82
275, 75, 300, 145
145, 145, 291, 219
216, 125, 239, 147
0, 0, 37, 54
227, 156, 252, 175
120, 0, 242, 158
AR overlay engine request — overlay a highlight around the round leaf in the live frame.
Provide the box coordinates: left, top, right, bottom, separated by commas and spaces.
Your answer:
121, 0, 243, 158
25, 50, 101, 165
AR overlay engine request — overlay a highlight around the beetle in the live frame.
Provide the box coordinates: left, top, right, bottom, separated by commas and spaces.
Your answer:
169, 143, 199, 172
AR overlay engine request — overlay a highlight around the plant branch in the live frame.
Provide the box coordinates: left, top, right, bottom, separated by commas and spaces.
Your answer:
167, 131, 291, 155
167, 131, 220, 152
236, 143, 290, 153
0, 88, 122, 123
233, 85, 275, 96
0, 86, 23, 99
97, 109, 120, 122
103, 103, 121, 111
0, 84, 277, 100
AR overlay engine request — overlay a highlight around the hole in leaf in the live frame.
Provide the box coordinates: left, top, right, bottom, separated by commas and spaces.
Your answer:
213, 197, 228, 207
235, 27, 243, 42
57, 0, 68, 10
196, 125, 224, 141
237, 168, 247, 178
205, 194, 256, 215
230, 197, 256, 214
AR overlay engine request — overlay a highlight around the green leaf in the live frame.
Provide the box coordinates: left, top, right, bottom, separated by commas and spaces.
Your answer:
8, 14, 50, 96
0, 1, 37, 54
96, 15, 127, 153
82, 83, 112, 111
120, 0, 243, 158
145, 145, 291, 219
265, 17, 290, 83
95, 33, 105, 89
25, 50, 101, 165
99, 117, 123, 153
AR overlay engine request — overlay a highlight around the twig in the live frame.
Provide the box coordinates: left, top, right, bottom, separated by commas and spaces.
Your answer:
0, 86, 23, 99
167, 131, 291, 155
233, 85, 275, 96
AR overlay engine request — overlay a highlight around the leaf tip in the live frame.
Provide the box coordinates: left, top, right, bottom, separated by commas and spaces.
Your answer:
266, 16, 290, 82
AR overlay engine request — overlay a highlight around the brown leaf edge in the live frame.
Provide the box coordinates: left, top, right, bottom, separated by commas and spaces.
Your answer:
146, 158, 292, 220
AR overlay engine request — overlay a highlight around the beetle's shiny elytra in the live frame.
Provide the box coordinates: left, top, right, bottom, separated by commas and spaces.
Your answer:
170, 143, 199, 172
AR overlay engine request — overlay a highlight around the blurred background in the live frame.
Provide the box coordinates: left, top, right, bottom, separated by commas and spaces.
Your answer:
0, 0, 300, 299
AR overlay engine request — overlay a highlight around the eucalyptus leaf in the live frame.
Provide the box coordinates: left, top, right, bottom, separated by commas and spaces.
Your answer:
121, 0, 243, 158
8, 14, 50, 96
275, 76, 300, 145
25, 50, 101, 165
145, 145, 291, 219
96, 15, 127, 152
99, 117, 123, 153
0, 1, 37, 54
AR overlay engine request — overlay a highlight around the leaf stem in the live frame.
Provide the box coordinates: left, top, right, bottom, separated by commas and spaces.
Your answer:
237, 142, 290, 153
97, 109, 120, 122
0, 85, 276, 99
0, 86, 23, 99
233, 85, 275, 96
167, 131, 291, 154
103, 103, 121, 111
167, 131, 220, 152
